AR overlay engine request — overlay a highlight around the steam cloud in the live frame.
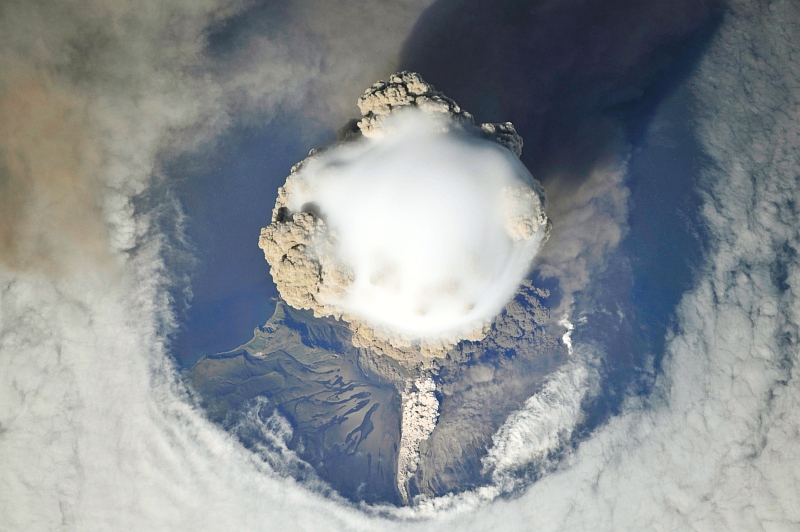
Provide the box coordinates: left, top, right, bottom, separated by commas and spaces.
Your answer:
2, 0, 800, 530
260, 73, 550, 360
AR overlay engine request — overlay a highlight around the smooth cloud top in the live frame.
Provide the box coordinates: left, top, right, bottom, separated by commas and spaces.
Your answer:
260, 74, 550, 361
290, 111, 543, 336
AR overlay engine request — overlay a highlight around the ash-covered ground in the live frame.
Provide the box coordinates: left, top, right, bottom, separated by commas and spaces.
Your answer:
189, 280, 566, 504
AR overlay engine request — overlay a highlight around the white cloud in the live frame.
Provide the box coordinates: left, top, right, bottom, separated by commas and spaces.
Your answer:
482, 355, 594, 490
262, 109, 548, 354
429, 1, 800, 529
0, 247, 374, 531
0, 0, 433, 529
1, 0, 799, 531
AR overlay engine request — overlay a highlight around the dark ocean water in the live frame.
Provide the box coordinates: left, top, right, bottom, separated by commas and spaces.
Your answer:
167, 119, 335, 368
168, 0, 721, 372
573, 88, 708, 434
144, 0, 726, 508
623, 91, 708, 372
162, 91, 708, 507
164, 89, 709, 445
397, 0, 718, 433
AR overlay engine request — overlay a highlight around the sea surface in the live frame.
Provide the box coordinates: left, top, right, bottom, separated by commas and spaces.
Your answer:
164, 86, 709, 506
167, 118, 335, 368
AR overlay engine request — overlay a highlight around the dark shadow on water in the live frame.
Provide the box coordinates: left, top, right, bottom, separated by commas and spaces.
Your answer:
623, 93, 711, 380
400, 0, 723, 182
164, 0, 726, 504
573, 88, 710, 433
401, 0, 722, 448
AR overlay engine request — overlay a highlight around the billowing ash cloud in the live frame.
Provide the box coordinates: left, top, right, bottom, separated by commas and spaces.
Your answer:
259, 72, 550, 361
4, 0, 800, 530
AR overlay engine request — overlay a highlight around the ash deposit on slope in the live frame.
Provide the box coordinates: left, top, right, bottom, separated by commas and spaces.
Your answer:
189, 279, 567, 505
259, 72, 551, 362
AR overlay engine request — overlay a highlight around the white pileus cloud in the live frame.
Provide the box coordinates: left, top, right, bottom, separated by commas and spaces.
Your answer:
3, 0, 800, 530
260, 73, 550, 361
282, 112, 545, 337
